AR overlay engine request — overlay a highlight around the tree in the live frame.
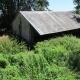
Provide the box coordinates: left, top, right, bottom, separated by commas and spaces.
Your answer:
0, 0, 49, 30
73, 0, 80, 14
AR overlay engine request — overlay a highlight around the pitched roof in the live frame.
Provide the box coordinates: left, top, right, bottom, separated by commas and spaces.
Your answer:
20, 11, 80, 35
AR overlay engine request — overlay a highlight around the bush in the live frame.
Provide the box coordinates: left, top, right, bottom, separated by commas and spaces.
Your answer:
34, 35, 80, 79
0, 54, 9, 68
0, 37, 28, 54
0, 35, 80, 79
0, 66, 21, 80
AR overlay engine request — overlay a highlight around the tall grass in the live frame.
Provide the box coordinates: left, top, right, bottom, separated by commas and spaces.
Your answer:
0, 35, 80, 79
0, 37, 28, 54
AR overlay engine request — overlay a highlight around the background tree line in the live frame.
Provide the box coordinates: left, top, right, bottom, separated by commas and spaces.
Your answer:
0, 0, 80, 32
0, 0, 49, 31
73, 0, 80, 14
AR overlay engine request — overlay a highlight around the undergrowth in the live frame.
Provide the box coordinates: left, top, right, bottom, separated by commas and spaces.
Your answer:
0, 35, 80, 79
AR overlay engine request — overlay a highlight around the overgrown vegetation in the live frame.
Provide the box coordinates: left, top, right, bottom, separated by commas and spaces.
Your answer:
0, 35, 80, 79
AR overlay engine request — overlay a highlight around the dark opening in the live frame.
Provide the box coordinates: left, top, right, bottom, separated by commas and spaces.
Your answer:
34, 28, 80, 43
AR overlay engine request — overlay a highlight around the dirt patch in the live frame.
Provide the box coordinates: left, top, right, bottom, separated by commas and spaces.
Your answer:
0, 35, 9, 40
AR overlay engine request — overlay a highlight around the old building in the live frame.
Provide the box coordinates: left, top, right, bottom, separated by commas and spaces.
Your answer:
12, 11, 80, 44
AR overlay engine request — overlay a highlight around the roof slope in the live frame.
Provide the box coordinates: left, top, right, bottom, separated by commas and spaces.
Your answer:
20, 11, 80, 35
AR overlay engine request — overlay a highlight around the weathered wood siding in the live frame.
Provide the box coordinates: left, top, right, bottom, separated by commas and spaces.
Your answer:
12, 13, 21, 35
12, 13, 31, 43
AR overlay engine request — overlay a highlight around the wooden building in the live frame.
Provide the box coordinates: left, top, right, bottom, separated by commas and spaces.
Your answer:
12, 11, 80, 44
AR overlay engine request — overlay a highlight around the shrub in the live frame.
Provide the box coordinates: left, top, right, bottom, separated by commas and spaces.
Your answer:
0, 35, 80, 79
34, 35, 80, 79
0, 66, 22, 80
0, 54, 9, 68
68, 50, 80, 71
0, 37, 28, 54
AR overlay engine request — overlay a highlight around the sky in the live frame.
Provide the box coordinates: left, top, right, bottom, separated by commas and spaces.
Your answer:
48, 0, 76, 11
0, 0, 76, 12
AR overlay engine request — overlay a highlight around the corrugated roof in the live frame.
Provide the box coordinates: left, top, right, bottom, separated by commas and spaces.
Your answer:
20, 11, 80, 35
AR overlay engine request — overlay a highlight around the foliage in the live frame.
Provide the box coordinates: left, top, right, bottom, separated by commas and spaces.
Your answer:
0, 37, 28, 54
73, 0, 80, 14
0, 35, 80, 79
0, 0, 49, 30
35, 35, 80, 79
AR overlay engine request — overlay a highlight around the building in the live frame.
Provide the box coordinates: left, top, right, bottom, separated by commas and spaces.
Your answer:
12, 11, 80, 44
